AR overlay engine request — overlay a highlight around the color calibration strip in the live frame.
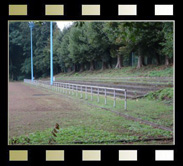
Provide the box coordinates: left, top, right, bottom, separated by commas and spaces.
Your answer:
9, 5, 27, 16
9, 150, 28, 161
46, 150, 64, 161
8, 150, 175, 161
82, 150, 101, 161
118, 5, 137, 15
8, 4, 174, 16
45, 5, 64, 16
119, 150, 137, 161
82, 5, 100, 16
155, 150, 174, 161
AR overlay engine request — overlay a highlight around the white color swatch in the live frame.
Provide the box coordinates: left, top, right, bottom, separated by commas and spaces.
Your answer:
155, 5, 173, 15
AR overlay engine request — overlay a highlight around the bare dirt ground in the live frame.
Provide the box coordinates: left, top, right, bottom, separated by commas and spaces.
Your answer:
9, 82, 83, 138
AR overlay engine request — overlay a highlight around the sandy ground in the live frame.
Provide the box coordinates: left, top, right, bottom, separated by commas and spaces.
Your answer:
8, 82, 82, 138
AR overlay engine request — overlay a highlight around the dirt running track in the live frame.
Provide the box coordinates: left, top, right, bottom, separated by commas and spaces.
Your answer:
9, 82, 82, 138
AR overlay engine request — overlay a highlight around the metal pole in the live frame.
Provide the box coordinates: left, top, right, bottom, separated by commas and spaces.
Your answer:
76, 85, 77, 95
113, 90, 116, 107
29, 24, 34, 81
97, 88, 99, 103
125, 90, 127, 110
81, 86, 83, 98
85, 86, 87, 100
50, 21, 53, 85
91, 87, 93, 101
69, 84, 70, 94
105, 88, 107, 105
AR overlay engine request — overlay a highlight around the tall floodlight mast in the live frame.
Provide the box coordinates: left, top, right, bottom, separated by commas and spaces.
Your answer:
29, 22, 35, 81
50, 21, 53, 85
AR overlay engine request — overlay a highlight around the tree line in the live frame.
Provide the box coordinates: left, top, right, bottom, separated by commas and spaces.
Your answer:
9, 21, 173, 80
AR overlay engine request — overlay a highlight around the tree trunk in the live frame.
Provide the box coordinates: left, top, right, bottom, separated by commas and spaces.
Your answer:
165, 56, 170, 66
79, 64, 84, 72
108, 61, 112, 69
101, 62, 107, 70
73, 64, 76, 72
89, 61, 95, 71
137, 55, 144, 68
67, 67, 72, 72
156, 54, 160, 65
115, 54, 122, 69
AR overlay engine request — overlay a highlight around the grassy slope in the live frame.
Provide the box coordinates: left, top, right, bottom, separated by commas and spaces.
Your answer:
55, 65, 173, 79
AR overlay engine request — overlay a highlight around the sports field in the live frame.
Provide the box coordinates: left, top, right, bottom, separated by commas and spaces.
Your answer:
8, 82, 173, 145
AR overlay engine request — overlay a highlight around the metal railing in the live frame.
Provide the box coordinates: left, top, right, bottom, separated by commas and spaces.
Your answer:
24, 79, 127, 110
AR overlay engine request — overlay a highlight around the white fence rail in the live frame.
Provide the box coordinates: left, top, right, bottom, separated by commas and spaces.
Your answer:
24, 79, 127, 110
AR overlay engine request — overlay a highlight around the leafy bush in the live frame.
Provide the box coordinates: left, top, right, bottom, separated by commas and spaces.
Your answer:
146, 88, 173, 101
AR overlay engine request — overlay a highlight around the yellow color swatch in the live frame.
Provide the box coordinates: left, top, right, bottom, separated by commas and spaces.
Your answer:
118, 5, 137, 15
45, 5, 64, 15
9, 150, 28, 161
46, 150, 64, 161
82, 5, 100, 15
9, 5, 27, 16
82, 150, 101, 161
119, 150, 137, 161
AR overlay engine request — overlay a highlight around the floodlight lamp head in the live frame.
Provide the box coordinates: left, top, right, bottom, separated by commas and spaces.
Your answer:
29, 22, 35, 28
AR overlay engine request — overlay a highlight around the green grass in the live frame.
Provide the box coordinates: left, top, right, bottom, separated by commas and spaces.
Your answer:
55, 65, 173, 79
146, 67, 173, 77
9, 122, 172, 145
48, 86, 173, 129
145, 87, 173, 101
10, 83, 173, 145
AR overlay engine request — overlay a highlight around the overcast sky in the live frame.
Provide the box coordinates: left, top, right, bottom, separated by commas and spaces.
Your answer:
56, 21, 73, 31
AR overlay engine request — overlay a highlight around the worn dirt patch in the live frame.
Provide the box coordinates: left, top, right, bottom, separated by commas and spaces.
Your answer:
8, 82, 83, 137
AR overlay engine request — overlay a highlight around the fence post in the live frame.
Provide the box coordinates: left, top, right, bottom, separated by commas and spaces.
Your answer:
85, 86, 88, 100
65, 84, 67, 94
105, 88, 107, 105
76, 85, 78, 97
91, 87, 93, 101
113, 89, 116, 107
97, 88, 99, 103
125, 90, 127, 110
81, 86, 83, 98
69, 84, 70, 95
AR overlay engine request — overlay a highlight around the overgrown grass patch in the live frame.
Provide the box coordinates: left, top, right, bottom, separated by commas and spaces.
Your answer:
145, 87, 173, 101
9, 120, 172, 145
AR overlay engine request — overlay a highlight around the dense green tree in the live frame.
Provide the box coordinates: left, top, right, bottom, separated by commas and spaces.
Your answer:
9, 21, 174, 80
123, 22, 166, 68
159, 22, 173, 65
